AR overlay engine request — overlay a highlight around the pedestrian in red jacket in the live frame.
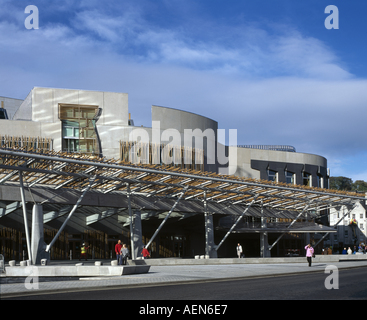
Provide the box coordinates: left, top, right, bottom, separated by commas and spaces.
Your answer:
142, 246, 150, 259
115, 240, 122, 265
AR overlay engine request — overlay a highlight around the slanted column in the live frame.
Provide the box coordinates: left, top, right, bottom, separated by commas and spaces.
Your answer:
31, 204, 49, 265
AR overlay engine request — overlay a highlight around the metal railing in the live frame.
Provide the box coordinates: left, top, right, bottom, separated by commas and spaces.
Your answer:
235, 145, 296, 152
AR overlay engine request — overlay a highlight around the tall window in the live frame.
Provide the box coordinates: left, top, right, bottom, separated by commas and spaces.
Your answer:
267, 169, 277, 182
285, 170, 295, 184
303, 172, 311, 187
59, 104, 99, 155
316, 174, 324, 188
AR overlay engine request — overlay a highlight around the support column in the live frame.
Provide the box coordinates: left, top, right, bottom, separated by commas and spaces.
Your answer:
204, 192, 217, 258
45, 177, 95, 253
127, 183, 136, 259
132, 210, 143, 259
260, 215, 271, 258
216, 196, 258, 252
19, 171, 32, 264
145, 186, 189, 251
31, 204, 49, 265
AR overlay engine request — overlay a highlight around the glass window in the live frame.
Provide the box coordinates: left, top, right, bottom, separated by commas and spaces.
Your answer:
285, 171, 295, 184
317, 175, 323, 188
0, 109, 8, 119
59, 105, 98, 155
303, 172, 311, 186
267, 169, 277, 182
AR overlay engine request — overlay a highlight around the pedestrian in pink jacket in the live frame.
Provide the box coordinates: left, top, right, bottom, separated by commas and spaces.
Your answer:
305, 244, 314, 267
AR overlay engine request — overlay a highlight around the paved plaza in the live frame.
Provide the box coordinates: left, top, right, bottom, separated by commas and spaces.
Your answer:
1, 259, 366, 298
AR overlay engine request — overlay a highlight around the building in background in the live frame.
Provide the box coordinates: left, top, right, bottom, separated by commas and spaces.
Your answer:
0, 87, 333, 260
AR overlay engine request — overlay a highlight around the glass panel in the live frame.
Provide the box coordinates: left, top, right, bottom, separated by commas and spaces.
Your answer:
79, 140, 87, 152
82, 108, 96, 119
59, 107, 75, 119
63, 127, 74, 137
285, 171, 295, 184
303, 172, 311, 186
267, 169, 277, 182
60, 105, 98, 155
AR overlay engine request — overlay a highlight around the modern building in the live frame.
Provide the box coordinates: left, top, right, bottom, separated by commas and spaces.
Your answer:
0, 87, 353, 262
0, 87, 330, 184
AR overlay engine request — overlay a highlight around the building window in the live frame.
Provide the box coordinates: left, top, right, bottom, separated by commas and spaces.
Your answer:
317, 174, 324, 188
59, 104, 99, 155
267, 169, 277, 182
285, 170, 295, 184
303, 172, 311, 187
0, 108, 8, 119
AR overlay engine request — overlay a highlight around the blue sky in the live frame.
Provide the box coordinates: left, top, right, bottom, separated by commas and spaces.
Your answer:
1, 0, 367, 181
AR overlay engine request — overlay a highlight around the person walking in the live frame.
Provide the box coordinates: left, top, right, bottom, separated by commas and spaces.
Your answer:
79, 243, 90, 261
236, 243, 243, 258
115, 240, 122, 265
305, 244, 314, 267
120, 244, 130, 265
142, 246, 150, 259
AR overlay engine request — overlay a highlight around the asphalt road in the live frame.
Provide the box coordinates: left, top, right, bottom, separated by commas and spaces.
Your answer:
6, 266, 367, 301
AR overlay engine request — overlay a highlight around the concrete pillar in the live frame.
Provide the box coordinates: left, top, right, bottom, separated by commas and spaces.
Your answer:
260, 216, 271, 257
31, 204, 49, 265
205, 213, 218, 258
132, 210, 144, 259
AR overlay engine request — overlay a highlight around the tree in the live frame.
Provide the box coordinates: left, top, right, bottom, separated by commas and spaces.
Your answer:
352, 180, 367, 192
330, 177, 367, 192
329, 176, 353, 191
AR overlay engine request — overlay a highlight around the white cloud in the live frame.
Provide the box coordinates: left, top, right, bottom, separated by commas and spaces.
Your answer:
1, 2, 367, 179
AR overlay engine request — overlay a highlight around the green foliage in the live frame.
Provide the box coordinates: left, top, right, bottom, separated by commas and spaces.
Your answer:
330, 176, 367, 192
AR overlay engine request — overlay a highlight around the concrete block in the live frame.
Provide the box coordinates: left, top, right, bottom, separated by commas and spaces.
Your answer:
75, 263, 84, 266
41, 259, 48, 266
200, 255, 205, 259
20, 261, 27, 267
95, 261, 102, 266
9, 260, 16, 267
111, 260, 118, 266
194, 255, 200, 259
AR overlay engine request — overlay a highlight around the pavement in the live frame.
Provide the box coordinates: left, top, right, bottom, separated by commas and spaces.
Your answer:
1, 258, 367, 298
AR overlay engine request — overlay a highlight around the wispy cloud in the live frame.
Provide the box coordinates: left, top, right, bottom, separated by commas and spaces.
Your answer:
1, 1, 366, 179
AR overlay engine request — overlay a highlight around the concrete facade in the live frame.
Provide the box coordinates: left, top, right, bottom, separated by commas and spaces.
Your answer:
0, 87, 334, 261
1, 87, 329, 182
0, 96, 23, 120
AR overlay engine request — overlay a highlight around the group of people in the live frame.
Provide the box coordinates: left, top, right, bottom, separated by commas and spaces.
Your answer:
341, 244, 366, 255
114, 240, 151, 265
114, 240, 130, 265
